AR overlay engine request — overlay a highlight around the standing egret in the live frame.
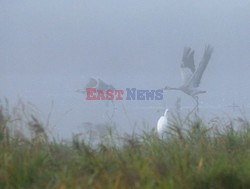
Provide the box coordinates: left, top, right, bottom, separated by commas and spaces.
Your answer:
157, 109, 169, 137
164, 46, 213, 111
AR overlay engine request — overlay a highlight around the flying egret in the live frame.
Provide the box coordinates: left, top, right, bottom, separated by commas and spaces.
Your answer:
76, 77, 115, 94
164, 46, 213, 111
157, 109, 169, 137
76, 77, 117, 120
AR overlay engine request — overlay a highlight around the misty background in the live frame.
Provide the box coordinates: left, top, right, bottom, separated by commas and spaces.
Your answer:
1, 0, 250, 139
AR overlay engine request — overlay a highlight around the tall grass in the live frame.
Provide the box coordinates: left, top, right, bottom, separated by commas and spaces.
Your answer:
0, 102, 250, 188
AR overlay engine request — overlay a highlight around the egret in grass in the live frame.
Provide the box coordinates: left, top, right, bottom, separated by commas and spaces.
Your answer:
157, 109, 169, 137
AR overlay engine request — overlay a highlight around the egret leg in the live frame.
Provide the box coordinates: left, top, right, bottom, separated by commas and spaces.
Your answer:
196, 96, 199, 112
192, 96, 199, 112
105, 100, 116, 123
182, 96, 198, 124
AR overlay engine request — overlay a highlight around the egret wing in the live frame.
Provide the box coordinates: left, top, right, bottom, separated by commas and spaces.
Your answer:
182, 47, 195, 73
181, 47, 195, 85
76, 78, 98, 94
97, 78, 115, 91
181, 67, 193, 85
85, 78, 98, 88
187, 45, 213, 88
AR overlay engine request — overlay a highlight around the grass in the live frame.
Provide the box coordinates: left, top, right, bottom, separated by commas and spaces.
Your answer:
0, 102, 250, 188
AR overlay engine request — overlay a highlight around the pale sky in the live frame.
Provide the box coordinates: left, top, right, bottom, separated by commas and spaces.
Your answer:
1, 0, 250, 138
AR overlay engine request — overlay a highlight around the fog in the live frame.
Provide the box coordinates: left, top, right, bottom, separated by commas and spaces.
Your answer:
1, 0, 250, 138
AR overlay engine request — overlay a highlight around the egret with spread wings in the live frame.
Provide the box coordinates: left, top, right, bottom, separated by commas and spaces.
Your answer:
164, 45, 213, 110
76, 78, 115, 94
76, 77, 117, 120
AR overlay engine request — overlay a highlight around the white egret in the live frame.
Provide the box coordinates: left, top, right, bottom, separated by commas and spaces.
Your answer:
157, 109, 169, 137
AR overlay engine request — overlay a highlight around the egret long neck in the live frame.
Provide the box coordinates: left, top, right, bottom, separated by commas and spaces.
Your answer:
164, 110, 168, 117
168, 87, 180, 91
